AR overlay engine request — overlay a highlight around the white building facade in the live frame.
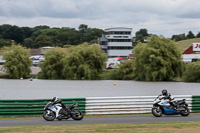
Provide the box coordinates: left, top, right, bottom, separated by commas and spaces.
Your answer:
98, 27, 133, 58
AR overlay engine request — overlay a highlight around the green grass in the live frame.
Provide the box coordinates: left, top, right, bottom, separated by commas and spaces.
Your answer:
1, 122, 200, 133
176, 38, 200, 53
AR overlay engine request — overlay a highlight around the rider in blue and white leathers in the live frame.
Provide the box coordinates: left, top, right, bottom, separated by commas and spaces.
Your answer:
158, 89, 177, 108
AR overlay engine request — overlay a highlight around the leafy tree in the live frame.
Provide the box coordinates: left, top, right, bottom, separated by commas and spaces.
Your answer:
182, 61, 200, 82
56, 28, 81, 45
38, 47, 65, 79
33, 25, 50, 31
196, 32, 200, 38
63, 44, 75, 48
79, 24, 88, 33
1, 25, 24, 43
34, 35, 53, 48
0, 39, 11, 48
186, 31, 195, 39
171, 33, 186, 41
1, 44, 32, 79
62, 43, 107, 80
21, 27, 33, 39
23, 38, 34, 48
0, 24, 13, 36
81, 28, 104, 43
134, 35, 184, 81
41, 29, 60, 46
132, 28, 149, 46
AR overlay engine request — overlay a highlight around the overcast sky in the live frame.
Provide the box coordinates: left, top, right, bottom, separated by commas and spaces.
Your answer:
0, 0, 200, 37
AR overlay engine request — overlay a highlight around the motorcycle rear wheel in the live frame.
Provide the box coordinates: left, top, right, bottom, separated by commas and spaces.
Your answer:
43, 110, 56, 121
71, 110, 84, 120
180, 107, 190, 116
152, 108, 162, 117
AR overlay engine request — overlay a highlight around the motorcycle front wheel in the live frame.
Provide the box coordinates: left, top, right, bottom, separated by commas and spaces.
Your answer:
43, 110, 56, 121
71, 110, 84, 120
180, 107, 190, 116
152, 107, 162, 117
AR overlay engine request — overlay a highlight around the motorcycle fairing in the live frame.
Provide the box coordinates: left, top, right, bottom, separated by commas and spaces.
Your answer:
163, 107, 180, 115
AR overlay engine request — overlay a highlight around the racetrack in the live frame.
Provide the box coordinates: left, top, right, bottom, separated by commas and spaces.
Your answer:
0, 115, 200, 127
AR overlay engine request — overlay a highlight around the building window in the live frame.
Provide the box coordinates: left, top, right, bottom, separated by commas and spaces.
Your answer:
108, 46, 132, 50
106, 31, 131, 35
108, 39, 131, 42
101, 42, 107, 45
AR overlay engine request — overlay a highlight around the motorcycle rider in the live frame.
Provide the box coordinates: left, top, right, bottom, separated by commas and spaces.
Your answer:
159, 89, 177, 109
52, 97, 69, 116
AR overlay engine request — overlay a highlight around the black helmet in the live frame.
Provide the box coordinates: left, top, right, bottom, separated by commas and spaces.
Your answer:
162, 89, 167, 95
52, 97, 58, 102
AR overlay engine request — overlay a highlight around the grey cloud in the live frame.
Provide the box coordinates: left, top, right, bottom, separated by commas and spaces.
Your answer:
0, 0, 200, 38
1, 0, 200, 20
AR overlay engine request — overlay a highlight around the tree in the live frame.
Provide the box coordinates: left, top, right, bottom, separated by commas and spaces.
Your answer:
186, 31, 195, 39
171, 33, 186, 41
56, 28, 81, 46
38, 47, 65, 79
0, 39, 11, 48
134, 35, 184, 81
182, 61, 200, 82
21, 27, 33, 39
33, 25, 50, 31
2, 44, 32, 79
81, 28, 104, 43
196, 32, 200, 38
78, 24, 88, 33
1, 25, 24, 43
62, 43, 107, 80
23, 38, 34, 48
34, 35, 53, 48
133, 28, 149, 46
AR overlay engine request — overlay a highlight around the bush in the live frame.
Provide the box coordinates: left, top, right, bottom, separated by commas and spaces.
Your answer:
182, 61, 200, 82
99, 70, 113, 80
110, 59, 135, 80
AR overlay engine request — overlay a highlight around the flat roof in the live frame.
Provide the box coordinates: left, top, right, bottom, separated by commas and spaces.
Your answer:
105, 27, 132, 31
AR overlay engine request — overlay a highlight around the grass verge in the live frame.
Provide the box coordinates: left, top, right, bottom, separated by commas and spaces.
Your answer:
0, 122, 200, 133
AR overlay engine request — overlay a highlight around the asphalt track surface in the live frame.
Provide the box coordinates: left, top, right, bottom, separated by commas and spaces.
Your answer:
0, 115, 200, 127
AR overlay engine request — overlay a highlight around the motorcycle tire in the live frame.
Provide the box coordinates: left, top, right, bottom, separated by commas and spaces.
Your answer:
71, 110, 84, 120
43, 110, 56, 121
152, 108, 162, 117
180, 107, 190, 116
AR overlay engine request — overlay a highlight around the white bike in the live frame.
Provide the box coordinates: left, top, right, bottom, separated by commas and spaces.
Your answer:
43, 102, 84, 121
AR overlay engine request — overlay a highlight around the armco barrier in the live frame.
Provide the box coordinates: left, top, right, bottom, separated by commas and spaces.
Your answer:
0, 98, 86, 117
0, 95, 200, 117
85, 95, 194, 115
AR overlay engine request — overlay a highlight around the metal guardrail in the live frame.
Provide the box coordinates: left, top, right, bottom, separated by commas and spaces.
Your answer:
0, 95, 200, 117
85, 95, 194, 115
